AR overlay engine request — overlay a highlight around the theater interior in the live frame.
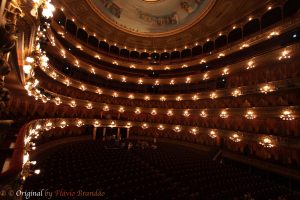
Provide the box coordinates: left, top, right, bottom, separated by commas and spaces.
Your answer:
1, 0, 300, 199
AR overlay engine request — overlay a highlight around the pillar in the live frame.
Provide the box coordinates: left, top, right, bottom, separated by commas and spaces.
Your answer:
103, 127, 106, 141
92, 127, 97, 140
117, 128, 120, 141
126, 128, 130, 139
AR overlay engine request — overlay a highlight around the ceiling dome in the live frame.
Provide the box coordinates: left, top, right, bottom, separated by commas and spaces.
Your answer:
88, 0, 215, 37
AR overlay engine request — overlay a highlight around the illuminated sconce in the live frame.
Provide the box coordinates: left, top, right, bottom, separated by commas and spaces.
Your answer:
160, 96, 166, 101
91, 68, 95, 74
164, 66, 170, 70
112, 92, 118, 98
192, 94, 199, 101
167, 110, 173, 116
121, 76, 127, 82
118, 106, 125, 113
154, 80, 160, 85
182, 64, 188, 68
267, 31, 279, 39
126, 122, 132, 128
93, 120, 101, 127
76, 120, 84, 127
76, 45, 82, 50
220, 110, 229, 118
94, 55, 101, 59
222, 68, 229, 76
128, 94, 135, 99
144, 96, 150, 101
96, 88, 102, 94
247, 60, 255, 70
176, 96, 182, 101
103, 105, 110, 112
200, 59, 206, 64
23, 65, 32, 75
259, 136, 275, 148
232, 89, 242, 97
210, 92, 217, 99
240, 43, 249, 49
54, 97, 62, 105
70, 100, 76, 108
60, 121, 67, 128
278, 50, 291, 60
64, 79, 71, 86
110, 121, 116, 127
245, 110, 256, 120
185, 77, 191, 84
138, 78, 143, 84
157, 124, 165, 131
173, 126, 182, 133
203, 73, 209, 80
151, 109, 157, 115
112, 61, 118, 65
80, 85, 86, 91
74, 60, 79, 67
170, 79, 175, 85
107, 74, 113, 79
280, 109, 295, 121
86, 103, 93, 109
200, 110, 208, 118
142, 123, 149, 129
260, 83, 275, 94
130, 65, 136, 69
135, 108, 141, 115
183, 110, 190, 117
208, 130, 217, 138
229, 133, 242, 142
45, 121, 53, 131
51, 72, 57, 79
190, 127, 199, 135
147, 67, 153, 70
218, 53, 225, 58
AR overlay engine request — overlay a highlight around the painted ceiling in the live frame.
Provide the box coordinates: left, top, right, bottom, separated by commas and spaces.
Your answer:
89, 0, 215, 36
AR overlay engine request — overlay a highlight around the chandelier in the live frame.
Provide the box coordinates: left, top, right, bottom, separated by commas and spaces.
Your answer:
142, 123, 149, 129
200, 110, 207, 118
280, 110, 295, 121
229, 133, 242, 142
220, 110, 229, 118
210, 92, 217, 99
189, 127, 199, 135
259, 137, 275, 148
183, 110, 190, 117
86, 103, 93, 109
151, 109, 157, 115
208, 130, 217, 138
245, 110, 256, 119
69, 100, 76, 108
167, 110, 173, 116
118, 107, 125, 113
173, 126, 182, 133
231, 89, 242, 97
60, 121, 67, 128
103, 105, 110, 111
135, 108, 141, 115
260, 84, 275, 94
76, 120, 83, 127
157, 124, 165, 131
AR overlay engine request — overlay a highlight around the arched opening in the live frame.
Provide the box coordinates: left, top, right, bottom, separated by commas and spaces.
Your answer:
261, 7, 282, 29
243, 19, 260, 37
99, 41, 109, 52
141, 52, 149, 60
228, 28, 242, 43
65, 20, 77, 36
215, 35, 227, 49
181, 49, 191, 58
160, 52, 170, 61
77, 28, 88, 43
192, 45, 202, 56
284, 0, 300, 17
203, 41, 214, 53
171, 51, 180, 60
120, 49, 129, 58
130, 51, 140, 59
88, 36, 99, 48
110, 46, 119, 55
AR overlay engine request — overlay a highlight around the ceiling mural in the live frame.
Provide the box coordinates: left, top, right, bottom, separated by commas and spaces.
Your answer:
88, 0, 216, 36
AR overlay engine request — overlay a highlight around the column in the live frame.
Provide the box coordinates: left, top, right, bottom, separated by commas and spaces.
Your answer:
103, 127, 106, 141
117, 128, 120, 141
126, 128, 130, 139
92, 127, 97, 140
